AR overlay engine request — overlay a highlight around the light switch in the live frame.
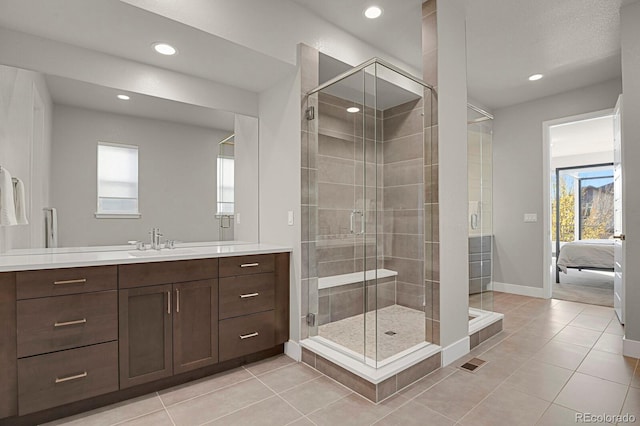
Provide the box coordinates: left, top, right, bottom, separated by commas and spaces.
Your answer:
236, 213, 241, 224
524, 213, 537, 223
287, 211, 294, 226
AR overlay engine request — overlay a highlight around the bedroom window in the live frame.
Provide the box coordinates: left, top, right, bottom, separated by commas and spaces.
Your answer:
553, 165, 613, 243
96, 142, 140, 218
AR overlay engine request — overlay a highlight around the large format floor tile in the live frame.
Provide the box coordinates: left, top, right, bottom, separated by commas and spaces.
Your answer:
44, 295, 639, 426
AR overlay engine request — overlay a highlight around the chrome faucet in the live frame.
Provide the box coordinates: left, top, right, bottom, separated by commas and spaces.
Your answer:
149, 227, 163, 250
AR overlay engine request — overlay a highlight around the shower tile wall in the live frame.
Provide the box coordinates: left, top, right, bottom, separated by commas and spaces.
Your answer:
315, 91, 388, 323
423, 0, 440, 345
382, 99, 425, 312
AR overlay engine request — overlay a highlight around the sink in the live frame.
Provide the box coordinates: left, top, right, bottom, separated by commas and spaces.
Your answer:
128, 248, 197, 257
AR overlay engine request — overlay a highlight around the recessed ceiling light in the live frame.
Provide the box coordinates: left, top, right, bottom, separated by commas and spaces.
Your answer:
117, 94, 130, 100
364, 6, 383, 19
528, 73, 543, 81
153, 42, 177, 56
347, 107, 360, 113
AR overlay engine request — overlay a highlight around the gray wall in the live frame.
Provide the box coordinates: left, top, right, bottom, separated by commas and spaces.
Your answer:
233, 114, 259, 242
492, 78, 622, 288
51, 105, 229, 246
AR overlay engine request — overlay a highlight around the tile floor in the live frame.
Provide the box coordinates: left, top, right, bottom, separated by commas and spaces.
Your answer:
46, 292, 639, 426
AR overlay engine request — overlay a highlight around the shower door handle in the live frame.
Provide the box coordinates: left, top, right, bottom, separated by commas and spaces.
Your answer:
350, 210, 364, 235
350, 210, 356, 234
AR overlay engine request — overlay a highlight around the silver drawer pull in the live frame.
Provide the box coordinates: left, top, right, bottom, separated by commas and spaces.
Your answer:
54, 318, 87, 327
55, 371, 88, 383
53, 278, 87, 285
240, 292, 259, 299
239, 332, 259, 340
240, 263, 259, 268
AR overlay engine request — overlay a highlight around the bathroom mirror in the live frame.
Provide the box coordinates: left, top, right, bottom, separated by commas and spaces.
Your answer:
0, 64, 259, 252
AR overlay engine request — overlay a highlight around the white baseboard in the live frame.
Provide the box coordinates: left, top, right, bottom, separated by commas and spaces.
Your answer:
623, 337, 640, 358
492, 282, 546, 299
441, 336, 470, 366
284, 340, 301, 361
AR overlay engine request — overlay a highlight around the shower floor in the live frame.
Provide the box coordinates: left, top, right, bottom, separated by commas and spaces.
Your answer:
317, 304, 426, 362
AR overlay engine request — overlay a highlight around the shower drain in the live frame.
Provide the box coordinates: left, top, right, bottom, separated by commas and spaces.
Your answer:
384, 331, 397, 336
459, 357, 486, 373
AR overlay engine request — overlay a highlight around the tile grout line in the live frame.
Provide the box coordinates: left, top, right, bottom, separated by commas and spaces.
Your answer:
244, 364, 318, 425
160, 372, 256, 408
156, 391, 177, 426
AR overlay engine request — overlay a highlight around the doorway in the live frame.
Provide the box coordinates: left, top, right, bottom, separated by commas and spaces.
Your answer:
543, 110, 618, 307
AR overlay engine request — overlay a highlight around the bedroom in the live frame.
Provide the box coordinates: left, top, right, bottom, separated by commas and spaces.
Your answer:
550, 113, 617, 307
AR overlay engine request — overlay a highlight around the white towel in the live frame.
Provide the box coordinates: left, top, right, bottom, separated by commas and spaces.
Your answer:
0, 168, 17, 226
13, 177, 28, 225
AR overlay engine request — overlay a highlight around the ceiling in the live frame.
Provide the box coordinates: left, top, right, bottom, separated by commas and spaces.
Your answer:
550, 115, 614, 158
45, 75, 236, 132
0, 0, 631, 111
0, 0, 294, 93
294, 0, 630, 111
292, 0, 423, 72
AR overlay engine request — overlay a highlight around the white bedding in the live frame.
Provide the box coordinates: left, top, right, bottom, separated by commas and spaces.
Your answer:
557, 239, 614, 273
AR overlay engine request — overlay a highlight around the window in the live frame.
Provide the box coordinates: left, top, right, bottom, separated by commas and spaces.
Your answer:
217, 156, 234, 215
96, 142, 139, 218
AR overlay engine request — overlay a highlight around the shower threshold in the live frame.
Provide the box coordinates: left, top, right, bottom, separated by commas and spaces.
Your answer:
300, 337, 440, 386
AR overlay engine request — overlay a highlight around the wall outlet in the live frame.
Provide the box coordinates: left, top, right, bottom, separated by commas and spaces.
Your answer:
287, 211, 294, 226
524, 213, 537, 223
236, 213, 241, 224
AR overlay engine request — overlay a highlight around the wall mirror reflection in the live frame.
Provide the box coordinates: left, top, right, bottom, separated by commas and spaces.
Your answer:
0, 65, 259, 254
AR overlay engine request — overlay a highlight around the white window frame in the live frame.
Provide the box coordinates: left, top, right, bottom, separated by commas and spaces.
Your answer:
95, 141, 141, 219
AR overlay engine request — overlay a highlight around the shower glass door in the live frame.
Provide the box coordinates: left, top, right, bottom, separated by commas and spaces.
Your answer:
309, 67, 369, 363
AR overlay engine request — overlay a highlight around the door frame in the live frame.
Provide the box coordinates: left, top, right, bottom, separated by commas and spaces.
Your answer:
541, 108, 614, 299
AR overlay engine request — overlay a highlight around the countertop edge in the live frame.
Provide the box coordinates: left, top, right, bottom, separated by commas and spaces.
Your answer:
0, 244, 293, 273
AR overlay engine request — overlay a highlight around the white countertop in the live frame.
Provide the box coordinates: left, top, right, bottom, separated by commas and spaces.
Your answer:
0, 242, 292, 272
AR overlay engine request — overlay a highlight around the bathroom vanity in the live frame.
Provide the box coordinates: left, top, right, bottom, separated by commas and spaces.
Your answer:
0, 244, 290, 425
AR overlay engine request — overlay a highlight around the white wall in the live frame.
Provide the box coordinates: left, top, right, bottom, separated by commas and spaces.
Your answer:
0, 66, 52, 252
258, 67, 301, 345
233, 114, 259, 242
492, 78, 622, 289
621, 0, 640, 345
437, 0, 470, 355
50, 105, 231, 246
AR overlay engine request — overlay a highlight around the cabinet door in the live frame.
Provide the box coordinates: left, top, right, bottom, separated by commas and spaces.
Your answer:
0, 273, 17, 419
119, 284, 173, 389
173, 279, 218, 374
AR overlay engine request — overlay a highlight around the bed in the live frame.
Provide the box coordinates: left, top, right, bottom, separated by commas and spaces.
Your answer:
556, 239, 615, 283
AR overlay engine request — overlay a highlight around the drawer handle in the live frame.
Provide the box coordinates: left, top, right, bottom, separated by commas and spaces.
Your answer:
53, 278, 87, 285
240, 263, 259, 268
240, 292, 259, 299
54, 318, 87, 327
239, 332, 259, 340
55, 371, 88, 384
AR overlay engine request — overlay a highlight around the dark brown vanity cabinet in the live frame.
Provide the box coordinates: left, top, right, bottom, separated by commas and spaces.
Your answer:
0, 251, 290, 424
118, 260, 219, 388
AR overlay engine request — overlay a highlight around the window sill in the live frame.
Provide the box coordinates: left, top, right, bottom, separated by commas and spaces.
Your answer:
95, 213, 142, 219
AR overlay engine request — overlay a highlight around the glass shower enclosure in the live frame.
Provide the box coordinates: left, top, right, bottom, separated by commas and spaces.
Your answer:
467, 106, 493, 314
304, 59, 435, 368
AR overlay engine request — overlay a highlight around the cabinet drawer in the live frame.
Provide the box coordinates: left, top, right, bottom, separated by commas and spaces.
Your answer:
219, 254, 275, 278
219, 273, 275, 319
17, 291, 118, 358
119, 259, 218, 289
219, 311, 275, 361
16, 266, 117, 300
18, 341, 119, 415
